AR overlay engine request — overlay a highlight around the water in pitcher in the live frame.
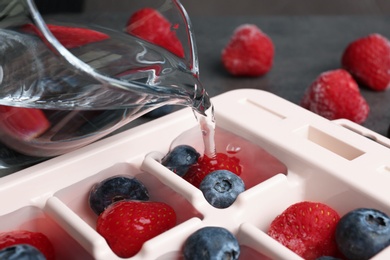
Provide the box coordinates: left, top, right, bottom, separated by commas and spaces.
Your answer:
0, 0, 217, 170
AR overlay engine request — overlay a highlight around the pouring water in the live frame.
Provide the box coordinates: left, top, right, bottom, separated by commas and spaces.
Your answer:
0, 0, 216, 170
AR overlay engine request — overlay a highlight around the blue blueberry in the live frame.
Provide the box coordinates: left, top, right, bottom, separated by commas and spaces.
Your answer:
335, 208, 390, 260
199, 170, 245, 209
161, 145, 200, 176
183, 226, 240, 260
89, 175, 149, 215
0, 244, 45, 260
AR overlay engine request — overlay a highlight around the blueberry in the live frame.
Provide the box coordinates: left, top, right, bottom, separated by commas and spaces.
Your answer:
161, 145, 200, 176
0, 244, 46, 260
199, 170, 245, 209
335, 208, 390, 260
183, 226, 240, 260
89, 175, 149, 215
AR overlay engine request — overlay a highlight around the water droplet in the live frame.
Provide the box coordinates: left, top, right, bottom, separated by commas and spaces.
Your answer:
226, 143, 241, 154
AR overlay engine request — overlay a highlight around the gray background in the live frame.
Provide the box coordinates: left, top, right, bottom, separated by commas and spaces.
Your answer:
84, 0, 390, 15
36, 0, 390, 137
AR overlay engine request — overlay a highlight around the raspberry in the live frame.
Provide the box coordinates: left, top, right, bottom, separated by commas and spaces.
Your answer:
221, 24, 274, 77
0, 230, 55, 260
268, 201, 341, 260
22, 24, 109, 49
342, 33, 390, 91
183, 153, 242, 188
301, 69, 369, 124
126, 8, 185, 58
0, 106, 50, 140
97, 200, 176, 258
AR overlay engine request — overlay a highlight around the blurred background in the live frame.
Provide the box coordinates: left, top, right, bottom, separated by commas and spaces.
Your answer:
34, 0, 390, 15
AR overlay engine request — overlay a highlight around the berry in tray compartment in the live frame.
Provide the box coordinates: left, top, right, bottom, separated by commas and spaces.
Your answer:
0, 244, 46, 260
199, 170, 245, 209
267, 201, 341, 260
335, 208, 390, 260
89, 175, 150, 215
97, 200, 176, 258
183, 226, 240, 260
183, 152, 242, 188
88, 175, 178, 258
0, 230, 55, 260
163, 126, 288, 190
268, 201, 390, 260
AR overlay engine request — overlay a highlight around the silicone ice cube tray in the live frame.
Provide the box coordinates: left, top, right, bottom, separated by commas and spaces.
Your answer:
1, 89, 390, 260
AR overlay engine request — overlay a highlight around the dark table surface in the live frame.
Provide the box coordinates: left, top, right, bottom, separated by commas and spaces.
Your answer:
121, 15, 390, 137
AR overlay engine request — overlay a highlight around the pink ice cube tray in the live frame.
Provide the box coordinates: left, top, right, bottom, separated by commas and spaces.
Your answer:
1, 89, 390, 259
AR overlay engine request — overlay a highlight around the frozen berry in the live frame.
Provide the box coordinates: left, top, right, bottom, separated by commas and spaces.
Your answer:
199, 170, 245, 208
0, 244, 45, 260
184, 153, 242, 188
268, 201, 340, 260
0, 230, 55, 260
161, 145, 200, 177
89, 175, 149, 215
97, 200, 176, 258
342, 33, 390, 91
222, 24, 274, 77
0, 106, 50, 141
335, 208, 390, 260
301, 69, 369, 124
126, 8, 185, 57
183, 226, 240, 260
23, 24, 109, 49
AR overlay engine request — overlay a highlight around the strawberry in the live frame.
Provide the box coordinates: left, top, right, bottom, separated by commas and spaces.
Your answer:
221, 24, 274, 77
300, 69, 369, 124
183, 153, 242, 188
0, 106, 50, 140
22, 24, 110, 49
342, 33, 390, 91
267, 201, 341, 260
126, 8, 185, 58
97, 200, 176, 258
0, 230, 55, 260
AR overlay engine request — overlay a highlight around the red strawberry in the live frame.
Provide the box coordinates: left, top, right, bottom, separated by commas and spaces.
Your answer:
22, 24, 109, 49
342, 33, 390, 91
221, 24, 274, 77
0, 230, 55, 260
301, 69, 369, 124
126, 8, 185, 58
183, 153, 242, 188
267, 201, 341, 260
97, 200, 176, 258
0, 106, 50, 140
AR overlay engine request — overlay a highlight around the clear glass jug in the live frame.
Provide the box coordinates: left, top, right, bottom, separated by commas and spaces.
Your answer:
0, 0, 212, 171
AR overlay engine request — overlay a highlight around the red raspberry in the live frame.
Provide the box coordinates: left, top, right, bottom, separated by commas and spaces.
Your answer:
0, 230, 55, 260
221, 24, 274, 77
183, 153, 242, 188
97, 200, 176, 258
342, 33, 390, 91
126, 8, 185, 58
22, 24, 109, 49
301, 69, 369, 124
268, 201, 341, 260
0, 106, 50, 140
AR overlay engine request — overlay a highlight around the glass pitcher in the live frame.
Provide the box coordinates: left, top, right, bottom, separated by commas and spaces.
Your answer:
0, 0, 212, 172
